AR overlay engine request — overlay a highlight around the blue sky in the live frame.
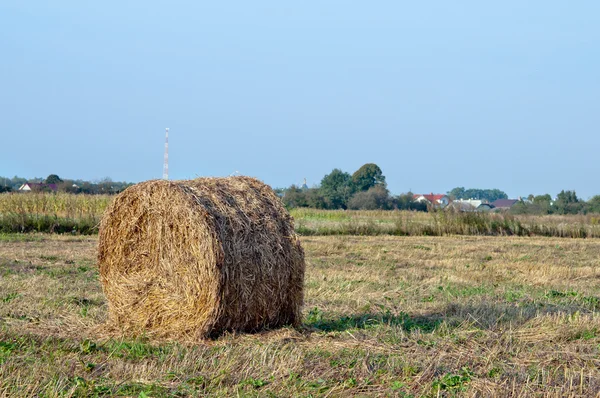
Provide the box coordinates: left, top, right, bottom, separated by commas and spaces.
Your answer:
1, 2, 598, 198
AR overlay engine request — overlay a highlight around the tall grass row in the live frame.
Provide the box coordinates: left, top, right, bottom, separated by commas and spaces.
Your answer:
1, 193, 600, 238
292, 209, 600, 238
0, 193, 109, 234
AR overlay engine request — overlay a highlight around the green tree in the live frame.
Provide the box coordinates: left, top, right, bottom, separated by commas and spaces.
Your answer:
448, 187, 466, 200
351, 163, 386, 192
556, 190, 578, 204
554, 190, 584, 214
10, 176, 27, 191
96, 177, 114, 194
533, 194, 552, 204
468, 188, 507, 202
57, 180, 81, 194
448, 187, 507, 202
0, 176, 12, 192
305, 188, 328, 209
45, 174, 63, 184
394, 192, 428, 211
526, 194, 553, 214
282, 185, 309, 208
320, 169, 354, 209
588, 196, 600, 214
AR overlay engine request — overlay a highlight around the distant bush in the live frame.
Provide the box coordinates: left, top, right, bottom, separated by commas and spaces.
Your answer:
393, 192, 428, 212
282, 185, 308, 208
348, 186, 393, 210
282, 186, 328, 209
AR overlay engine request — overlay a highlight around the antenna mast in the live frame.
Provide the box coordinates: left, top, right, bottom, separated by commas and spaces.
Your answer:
163, 128, 169, 180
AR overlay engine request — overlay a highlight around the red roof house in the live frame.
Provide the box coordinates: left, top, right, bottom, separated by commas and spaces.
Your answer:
413, 193, 451, 208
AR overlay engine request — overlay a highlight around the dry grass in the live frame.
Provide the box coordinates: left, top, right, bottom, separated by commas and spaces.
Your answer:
0, 193, 110, 219
292, 209, 600, 238
98, 178, 304, 338
0, 193, 109, 234
2, 234, 600, 396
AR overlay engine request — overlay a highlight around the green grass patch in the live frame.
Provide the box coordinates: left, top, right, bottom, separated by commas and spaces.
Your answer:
432, 367, 474, 394
1, 293, 20, 303
103, 339, 174, 361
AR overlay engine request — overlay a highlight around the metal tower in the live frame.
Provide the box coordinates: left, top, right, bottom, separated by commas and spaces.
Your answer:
163, 128, 169, 180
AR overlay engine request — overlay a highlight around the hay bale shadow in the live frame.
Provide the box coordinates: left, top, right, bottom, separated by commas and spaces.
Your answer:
305, 310, 442, 333
304, 297, 598, 335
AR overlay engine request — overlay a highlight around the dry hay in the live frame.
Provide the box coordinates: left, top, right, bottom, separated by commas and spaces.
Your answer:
97, 177, 305, 339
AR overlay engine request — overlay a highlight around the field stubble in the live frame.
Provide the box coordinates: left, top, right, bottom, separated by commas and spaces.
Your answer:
1, 234, 600, 396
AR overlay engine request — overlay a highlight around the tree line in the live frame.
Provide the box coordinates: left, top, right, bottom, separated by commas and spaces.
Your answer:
447, 187, 508, 202
510, 191, 600, 215
0, 175, 133, 195
280, 163, 427, 211
279, 164, 600, 214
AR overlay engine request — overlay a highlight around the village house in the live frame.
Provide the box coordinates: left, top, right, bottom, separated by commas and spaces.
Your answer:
18, 182, 58, 192
447, 199, 494, 212
413, 193, 451, 209
490, 199, 519, 210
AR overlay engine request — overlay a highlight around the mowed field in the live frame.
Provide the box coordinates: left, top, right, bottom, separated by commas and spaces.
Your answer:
2, 234, 600, 397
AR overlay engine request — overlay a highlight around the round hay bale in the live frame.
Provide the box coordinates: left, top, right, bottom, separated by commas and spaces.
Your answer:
98, 176, 305, 338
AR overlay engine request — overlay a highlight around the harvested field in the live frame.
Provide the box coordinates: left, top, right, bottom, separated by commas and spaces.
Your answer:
2, 234, 600, 396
